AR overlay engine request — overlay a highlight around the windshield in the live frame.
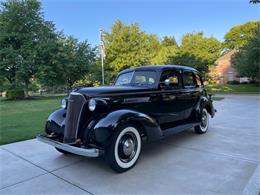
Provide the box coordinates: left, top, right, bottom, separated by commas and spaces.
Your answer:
115, 70, 157, 87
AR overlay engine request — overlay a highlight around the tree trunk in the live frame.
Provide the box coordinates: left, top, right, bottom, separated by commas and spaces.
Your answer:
24, 82, 29, 98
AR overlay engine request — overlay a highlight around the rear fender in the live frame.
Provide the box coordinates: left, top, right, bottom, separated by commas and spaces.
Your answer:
195, 96, 215, 122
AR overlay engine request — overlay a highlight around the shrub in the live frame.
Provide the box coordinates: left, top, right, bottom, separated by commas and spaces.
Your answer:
72, 79, 100, 88
208, 79, 217, 85
6, 89, 25, 100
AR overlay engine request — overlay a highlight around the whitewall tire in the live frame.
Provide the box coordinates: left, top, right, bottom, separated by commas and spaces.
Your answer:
105, 124, 142, 172
194, 108, 209, 134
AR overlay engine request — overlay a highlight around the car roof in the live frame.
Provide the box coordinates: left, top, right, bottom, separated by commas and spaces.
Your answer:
119, 65, 198, 74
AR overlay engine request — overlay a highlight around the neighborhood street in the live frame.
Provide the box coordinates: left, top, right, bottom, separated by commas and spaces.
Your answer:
0, 95, 259, 194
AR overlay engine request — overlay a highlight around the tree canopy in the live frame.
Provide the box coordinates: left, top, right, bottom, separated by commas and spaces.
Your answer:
0, 0, 259, 97
224, 21, 260, 49
169, 32, 222, 76
231, 27, 260, 81
0, 0, 96, 95
0, 0, 55, 96
104, 20, 160, 74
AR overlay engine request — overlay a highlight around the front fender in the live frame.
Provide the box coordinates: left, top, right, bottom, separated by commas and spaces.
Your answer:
92, 109, 162, 146
45, 108, 66, 134
195, 96, 215, 122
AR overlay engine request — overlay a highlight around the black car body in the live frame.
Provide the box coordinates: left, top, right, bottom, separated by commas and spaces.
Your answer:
37, 65, 215, 172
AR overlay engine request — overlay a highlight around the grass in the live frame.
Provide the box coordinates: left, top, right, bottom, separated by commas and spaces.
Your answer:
206, 83, 260, 94
0, 95, 66, 145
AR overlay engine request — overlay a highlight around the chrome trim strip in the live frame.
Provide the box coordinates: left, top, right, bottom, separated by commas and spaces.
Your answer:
36, 134, 101, 157
70, 92, 86, 96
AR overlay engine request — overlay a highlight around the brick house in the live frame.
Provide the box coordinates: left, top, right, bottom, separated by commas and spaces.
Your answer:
209, 50, 248, 84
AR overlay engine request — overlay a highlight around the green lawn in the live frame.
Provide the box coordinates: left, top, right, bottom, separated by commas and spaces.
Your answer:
0, 95, 66, 145
206, 83, 260, 94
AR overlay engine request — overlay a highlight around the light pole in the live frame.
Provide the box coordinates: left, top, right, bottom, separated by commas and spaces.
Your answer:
100, 29, 105, 85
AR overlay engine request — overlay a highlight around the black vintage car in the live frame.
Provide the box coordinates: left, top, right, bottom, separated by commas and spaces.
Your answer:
37, 65, 215, 172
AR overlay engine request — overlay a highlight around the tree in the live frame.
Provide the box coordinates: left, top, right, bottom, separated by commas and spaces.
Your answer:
0, 0, 57, 97
224, 21, 260, 49
104, 20, 160, 79
161, 36, 178, 47
151, 46, 178, 65
231, 27, 260, 81
61, 36, 96, 90
170, 32, 222, 76
249, 0, 260, 4
151, 36, 178, 64
35, 33, 66, 89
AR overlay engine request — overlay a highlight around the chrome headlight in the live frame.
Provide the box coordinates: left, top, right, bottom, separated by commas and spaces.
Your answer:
61, 98, 67, 109
88, 98, 96, 111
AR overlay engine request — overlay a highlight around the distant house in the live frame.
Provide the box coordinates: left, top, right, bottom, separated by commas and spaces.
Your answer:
209, 50, 249, 84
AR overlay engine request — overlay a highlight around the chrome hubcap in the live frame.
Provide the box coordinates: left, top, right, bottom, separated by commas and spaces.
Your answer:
123, 138, 135, 156
118, 132, 137, 163
201, 110, 208, 129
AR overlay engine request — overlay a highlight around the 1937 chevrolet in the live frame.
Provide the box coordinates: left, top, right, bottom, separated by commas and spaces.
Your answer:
37, 65, 216, 172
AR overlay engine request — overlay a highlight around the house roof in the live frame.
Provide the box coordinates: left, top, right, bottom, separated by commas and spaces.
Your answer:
216, 50, 236, 63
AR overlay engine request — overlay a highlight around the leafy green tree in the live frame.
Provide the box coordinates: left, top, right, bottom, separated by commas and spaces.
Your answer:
35, 34, 66, 89
161, 36, 178, 47
249, 0, 260, 4
151, 46, 178, 64
224, 21, 260, 49
151, 36, 178, 64
0, 0, 57, 97
170, 32, 221, 76
61, 36, 96, 90
231, 27, 260, 81
104, 20, 160, 78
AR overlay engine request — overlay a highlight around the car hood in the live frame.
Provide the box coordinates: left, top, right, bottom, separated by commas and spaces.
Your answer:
75, 86, 154, 97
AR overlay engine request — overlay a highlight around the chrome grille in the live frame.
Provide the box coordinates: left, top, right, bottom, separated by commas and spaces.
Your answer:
63, 92, 86, 143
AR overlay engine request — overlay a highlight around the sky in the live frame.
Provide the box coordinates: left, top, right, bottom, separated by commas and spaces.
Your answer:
41, 0, 260, 47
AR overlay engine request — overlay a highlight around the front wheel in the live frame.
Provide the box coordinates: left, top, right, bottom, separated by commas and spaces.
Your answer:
194, 108, 209, 134
105, 124, 142, 173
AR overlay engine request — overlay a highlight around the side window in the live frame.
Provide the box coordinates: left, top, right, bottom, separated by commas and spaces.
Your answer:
183, 72, 196, 88
195, 74, 202, 87
160, 70, 180, 89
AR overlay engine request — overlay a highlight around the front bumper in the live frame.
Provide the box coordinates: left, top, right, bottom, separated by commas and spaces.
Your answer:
36, 134, 101, 157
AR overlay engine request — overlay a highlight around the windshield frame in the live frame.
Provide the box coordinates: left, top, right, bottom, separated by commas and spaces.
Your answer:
114, 70, 158, 88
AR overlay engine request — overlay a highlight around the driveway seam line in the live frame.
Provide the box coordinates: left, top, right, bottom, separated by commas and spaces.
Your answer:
0, 172, 49, 191
1, 147, 94, 195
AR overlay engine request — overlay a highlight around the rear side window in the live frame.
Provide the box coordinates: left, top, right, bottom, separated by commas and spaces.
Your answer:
160, 70, 180, 89
183, 72, 196, 87
195, 74, 202, 86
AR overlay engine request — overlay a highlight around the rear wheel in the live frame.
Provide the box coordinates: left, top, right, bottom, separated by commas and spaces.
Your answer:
194, 108, 209, 134
105, 124, 142, 173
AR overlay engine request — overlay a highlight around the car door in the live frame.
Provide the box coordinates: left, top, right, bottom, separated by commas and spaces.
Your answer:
156, 69, 183, 128
181, 71, 201, 120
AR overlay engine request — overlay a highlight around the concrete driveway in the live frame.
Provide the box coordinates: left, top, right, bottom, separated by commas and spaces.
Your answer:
0, 95, 259, 194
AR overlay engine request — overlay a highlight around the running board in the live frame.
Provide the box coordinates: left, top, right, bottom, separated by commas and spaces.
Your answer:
162, 123, 200, 137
